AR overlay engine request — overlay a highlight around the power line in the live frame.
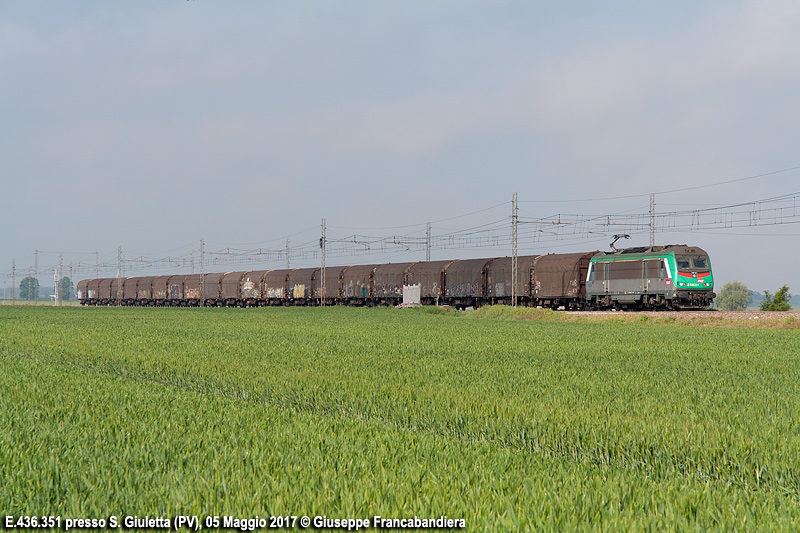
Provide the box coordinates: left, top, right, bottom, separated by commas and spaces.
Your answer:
5, 190, 800, 284
520, 165, 800, 203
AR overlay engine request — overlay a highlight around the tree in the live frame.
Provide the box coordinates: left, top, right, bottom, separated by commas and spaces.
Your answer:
19, 277, 39, 301
761, 285, 792, 311
715, 281, 750, 311
59, 276, 74, 302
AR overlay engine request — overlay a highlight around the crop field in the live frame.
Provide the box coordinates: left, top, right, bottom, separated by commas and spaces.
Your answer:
1, 305, 799, 531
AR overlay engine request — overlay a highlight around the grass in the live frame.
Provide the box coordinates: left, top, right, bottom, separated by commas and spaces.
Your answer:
466, 305, 800, 329
1, 305, 799, 530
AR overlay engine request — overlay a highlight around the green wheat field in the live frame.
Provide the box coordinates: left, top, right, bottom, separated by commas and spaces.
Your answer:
1, 305, 799, 531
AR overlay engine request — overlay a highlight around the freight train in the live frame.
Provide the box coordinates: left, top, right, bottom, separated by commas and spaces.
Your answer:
77, 244, 715, 310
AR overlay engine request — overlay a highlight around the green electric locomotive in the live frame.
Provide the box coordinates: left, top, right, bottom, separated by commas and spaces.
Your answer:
585, 245, 715, 310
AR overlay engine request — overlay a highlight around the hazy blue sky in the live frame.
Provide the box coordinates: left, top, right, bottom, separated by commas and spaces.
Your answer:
2, 1, 799, 294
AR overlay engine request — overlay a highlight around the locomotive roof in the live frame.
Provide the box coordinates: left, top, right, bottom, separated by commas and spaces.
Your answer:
600, 244, 708, 256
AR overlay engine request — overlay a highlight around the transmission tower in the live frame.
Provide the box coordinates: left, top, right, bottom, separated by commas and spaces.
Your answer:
116, 245, 123, 305
650, 192, 656, 248
56, 254, 63, 306
320, 218, 326, 306
34, 248, 38, 305
200, 237, 205, 307
426, 222, 431, 262
511, 192, 518, 308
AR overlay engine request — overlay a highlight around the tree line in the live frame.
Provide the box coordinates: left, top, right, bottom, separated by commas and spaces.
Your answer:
14, 277, 74, 302
716, 281, 792, 311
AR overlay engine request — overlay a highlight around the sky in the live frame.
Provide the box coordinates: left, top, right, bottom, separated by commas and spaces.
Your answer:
2, 1, 799, 295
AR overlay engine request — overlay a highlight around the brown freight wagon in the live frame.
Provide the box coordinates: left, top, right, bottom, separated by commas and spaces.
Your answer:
532, 252, 596, 310
287, 268, 318, 304
484, 255, 541, 305
85, 279, 102, 304
122, 277, 146, 306
135, 276, 155, 304
340, 264, 379, 305
444, 258, 494, 308
181, 274, 203, 306
373, 262, 415, 305
97, 278, 115, 304
263, 269, 292, 305
151, 275, 173, 305
201, 272, 226, 306
406, 260, 454, 304
111, 278, 124, 304
240, 270, 268, 307
316, 265, 346, 304
221, 271, 246, 306
76, 279, 89, 303
166, 275, 187, 305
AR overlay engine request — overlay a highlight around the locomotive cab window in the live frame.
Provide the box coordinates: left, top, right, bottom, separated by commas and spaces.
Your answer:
678, 255, 710, 272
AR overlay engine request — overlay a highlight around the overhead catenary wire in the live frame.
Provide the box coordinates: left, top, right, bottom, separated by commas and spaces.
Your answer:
519, 165, 800, 203
4, 185, 800, 285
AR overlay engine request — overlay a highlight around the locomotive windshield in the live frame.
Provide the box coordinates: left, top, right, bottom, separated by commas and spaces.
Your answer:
676, 255, 710, 272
